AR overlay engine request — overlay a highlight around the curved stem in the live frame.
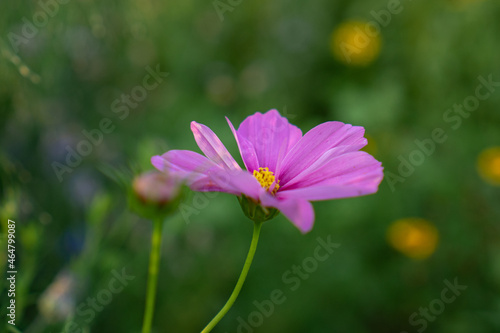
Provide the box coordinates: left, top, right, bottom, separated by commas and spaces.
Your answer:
201, 221, 263, 333
141, 218, 164, 333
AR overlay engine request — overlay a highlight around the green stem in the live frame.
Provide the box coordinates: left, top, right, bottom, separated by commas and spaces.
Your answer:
141, 218, 164, 333
201, 221, 263, 333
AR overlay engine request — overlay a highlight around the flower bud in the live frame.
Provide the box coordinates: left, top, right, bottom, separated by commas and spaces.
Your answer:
129, 171, 185, 219
133, 172, 180, 203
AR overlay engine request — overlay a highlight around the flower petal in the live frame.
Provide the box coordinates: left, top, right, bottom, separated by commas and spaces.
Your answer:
279, 183, 380, 201
279, 122, 367, 186
151, 150, 224, 191
278, 152, 384, 200
282, 150, 382, 189
206, 169, 264, 199
191, 121, 241, 170
261, 194, 314, 233
226, 117, 259, 173
152, 150, 264, 196
232, 109, 302, 174
152, 150, 218, 175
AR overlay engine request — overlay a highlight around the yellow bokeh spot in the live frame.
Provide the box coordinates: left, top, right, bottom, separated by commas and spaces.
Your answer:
330, 20, 381, 66
253, 167, 280, 194
477, 147, 500, 186
387, 218, 439, 260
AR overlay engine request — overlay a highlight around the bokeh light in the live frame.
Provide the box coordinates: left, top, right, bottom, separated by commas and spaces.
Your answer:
330, 20, 381, 66
38, 271, 77, 323
477, 146, 500, 186
387, 218, 439, 260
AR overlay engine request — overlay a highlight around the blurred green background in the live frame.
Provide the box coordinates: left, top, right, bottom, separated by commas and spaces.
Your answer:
1, 0, 500, 332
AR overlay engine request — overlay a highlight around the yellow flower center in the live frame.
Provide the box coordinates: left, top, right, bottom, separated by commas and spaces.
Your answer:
253, 167, 280, 194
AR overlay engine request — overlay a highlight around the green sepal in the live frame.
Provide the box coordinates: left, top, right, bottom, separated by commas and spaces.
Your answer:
128, 183, 189, 221
238, 195, 280, 223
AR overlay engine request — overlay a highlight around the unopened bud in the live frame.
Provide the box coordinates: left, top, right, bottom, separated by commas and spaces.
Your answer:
133, 172, 180, 204
129, 171, 186, 219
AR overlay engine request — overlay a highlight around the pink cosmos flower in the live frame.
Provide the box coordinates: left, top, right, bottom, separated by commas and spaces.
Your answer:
152, 110, 383, 232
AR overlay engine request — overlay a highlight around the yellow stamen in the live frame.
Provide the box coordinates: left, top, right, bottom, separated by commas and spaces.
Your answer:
253, 167, 280, 194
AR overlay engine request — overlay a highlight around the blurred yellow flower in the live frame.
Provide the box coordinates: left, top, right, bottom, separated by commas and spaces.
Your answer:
387, 218, 439, 259
477, 147, 500, 185
330, 20, 381, 66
